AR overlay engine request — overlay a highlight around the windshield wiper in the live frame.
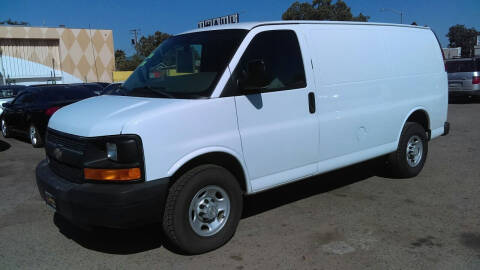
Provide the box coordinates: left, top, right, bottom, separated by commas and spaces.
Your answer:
106, 86, 127, 96
129, 86, 176, 99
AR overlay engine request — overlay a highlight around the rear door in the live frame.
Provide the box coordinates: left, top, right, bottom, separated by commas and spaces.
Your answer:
446, 59, 478, 90
230, 28, 319, 192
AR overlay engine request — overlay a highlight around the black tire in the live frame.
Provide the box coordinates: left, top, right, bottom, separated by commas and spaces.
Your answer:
29, 124, 44, 148
162, 164, 243, 254
1, 118, 10, 138
388, 122, 428, 178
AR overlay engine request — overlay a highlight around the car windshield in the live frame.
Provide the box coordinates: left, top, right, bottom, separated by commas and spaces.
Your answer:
118, 29, 247, 99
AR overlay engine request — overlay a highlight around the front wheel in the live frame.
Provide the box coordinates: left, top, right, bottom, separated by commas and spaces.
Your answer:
162, 164, 243, 254
29, 124, 44, 148
388, 122, 428, 178
1, 118, 10, 138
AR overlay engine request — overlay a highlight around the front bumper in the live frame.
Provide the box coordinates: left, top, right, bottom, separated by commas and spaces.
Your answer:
36, 159, 170, 228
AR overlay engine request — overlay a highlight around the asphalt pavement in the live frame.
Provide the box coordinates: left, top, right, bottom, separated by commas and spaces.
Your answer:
0, 101, 479, 269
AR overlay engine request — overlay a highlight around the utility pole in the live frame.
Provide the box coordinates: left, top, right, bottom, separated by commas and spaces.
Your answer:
0, 48, 5, 85
129, 29, 141, 54
380, 8, 404, 24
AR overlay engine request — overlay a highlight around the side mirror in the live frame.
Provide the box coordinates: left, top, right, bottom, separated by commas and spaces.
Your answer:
2, 102, 11, 108
239, 59, 270, 93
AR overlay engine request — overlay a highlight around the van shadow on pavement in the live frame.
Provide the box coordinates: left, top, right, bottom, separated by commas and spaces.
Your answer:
54, 158, 392, 255
53, 214, 169, 255
0, 140, 11, 152
242, 158, 388, 218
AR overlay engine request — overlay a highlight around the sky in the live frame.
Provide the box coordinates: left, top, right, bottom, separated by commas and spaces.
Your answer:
3, 0, 480, 55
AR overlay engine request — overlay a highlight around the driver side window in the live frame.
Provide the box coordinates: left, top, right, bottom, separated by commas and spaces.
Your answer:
223, 30, 306, 96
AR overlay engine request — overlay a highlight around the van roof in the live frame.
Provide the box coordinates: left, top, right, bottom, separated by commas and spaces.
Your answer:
180, 20, 430, 35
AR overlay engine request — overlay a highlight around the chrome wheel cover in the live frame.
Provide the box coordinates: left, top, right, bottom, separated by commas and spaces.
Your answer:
406, 135, 423, 167
188, 185, 230, 237
30, 126, 37, 145
1, 119, 6, 136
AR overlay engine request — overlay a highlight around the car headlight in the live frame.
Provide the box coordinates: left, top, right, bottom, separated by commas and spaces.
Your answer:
83, 135, 144, 182
106, 142, 118, 161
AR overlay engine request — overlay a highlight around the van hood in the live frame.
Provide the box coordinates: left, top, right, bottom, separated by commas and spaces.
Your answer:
48, 95, 189, 137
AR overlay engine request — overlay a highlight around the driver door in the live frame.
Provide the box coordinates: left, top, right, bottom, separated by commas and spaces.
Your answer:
231, 29, 319, 192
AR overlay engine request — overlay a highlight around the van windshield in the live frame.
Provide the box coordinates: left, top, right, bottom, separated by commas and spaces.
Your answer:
119, 30, 247, 99
446, 59, 480, 73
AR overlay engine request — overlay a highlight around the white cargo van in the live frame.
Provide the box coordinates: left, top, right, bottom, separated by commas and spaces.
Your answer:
36, 21, 449, 254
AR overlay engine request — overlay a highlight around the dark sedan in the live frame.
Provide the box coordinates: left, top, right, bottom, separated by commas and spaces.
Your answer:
1, 85, 98, 147
70, 82, 106, 95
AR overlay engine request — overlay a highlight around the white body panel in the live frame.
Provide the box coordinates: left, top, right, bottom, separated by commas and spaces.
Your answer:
48, 21, 448, 194
304, 25, 447, 172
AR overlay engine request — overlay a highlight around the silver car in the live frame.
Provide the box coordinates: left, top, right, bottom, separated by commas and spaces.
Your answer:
446, 58, 480, 98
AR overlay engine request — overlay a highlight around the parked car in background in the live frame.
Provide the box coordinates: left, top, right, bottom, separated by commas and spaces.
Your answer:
446, 57, 480, 99
102, 82, 122, 95
70, 82, 106, 95
1, 85, 98, 147
0, 85, 27, 115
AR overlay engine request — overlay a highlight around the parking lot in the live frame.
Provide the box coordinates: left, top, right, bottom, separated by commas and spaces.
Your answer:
0, 102, 479, 269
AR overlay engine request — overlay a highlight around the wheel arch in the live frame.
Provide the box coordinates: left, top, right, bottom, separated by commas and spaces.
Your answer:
167, 148, 250, 194
397, 107, 431, 142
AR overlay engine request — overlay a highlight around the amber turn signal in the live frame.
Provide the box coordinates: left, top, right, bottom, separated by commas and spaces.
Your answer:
84, 168, 141, 181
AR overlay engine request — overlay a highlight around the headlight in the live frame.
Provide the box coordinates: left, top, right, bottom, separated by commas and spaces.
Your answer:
106, 142, 118, 161
83, 135, 144, 182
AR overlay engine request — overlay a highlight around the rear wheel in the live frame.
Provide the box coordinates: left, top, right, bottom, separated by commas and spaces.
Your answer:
29, 124, 44, 148
1, 118, 10, 138
162, 164, 243, 254
388, 122, 428, 178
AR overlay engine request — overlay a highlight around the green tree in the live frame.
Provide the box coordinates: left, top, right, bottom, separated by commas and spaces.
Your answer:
123, 55, 143, 71
114, 49, 126, 70
115, 49, 143, 71
282, 0, 369, 22
0, 18, 29, 25
135, 31, 171, 58
446, 24, 478, 58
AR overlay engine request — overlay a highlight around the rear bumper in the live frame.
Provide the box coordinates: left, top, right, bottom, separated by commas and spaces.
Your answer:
36, 159, 170, 228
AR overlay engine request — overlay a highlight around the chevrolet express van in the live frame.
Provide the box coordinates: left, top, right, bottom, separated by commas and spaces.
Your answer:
36, 21, 449, 254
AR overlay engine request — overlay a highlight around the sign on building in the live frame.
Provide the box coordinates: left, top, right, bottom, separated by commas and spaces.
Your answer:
198, 14, 239, 28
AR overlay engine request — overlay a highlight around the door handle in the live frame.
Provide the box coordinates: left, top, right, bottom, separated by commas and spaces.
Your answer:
308, 92, 316, 114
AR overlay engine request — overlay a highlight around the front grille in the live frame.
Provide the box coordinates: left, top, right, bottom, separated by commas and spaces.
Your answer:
48, 158, 84, 183
46, 130, 87, 153
46, 129, 86, 183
